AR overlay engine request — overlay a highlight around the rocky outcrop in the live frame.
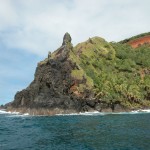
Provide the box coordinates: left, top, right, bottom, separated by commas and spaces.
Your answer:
62, 32, 72, 46
9, 33, 82, 113
7, 33, 96, 114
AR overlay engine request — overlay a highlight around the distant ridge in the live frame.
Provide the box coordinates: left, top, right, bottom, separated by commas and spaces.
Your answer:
120, 32, 150, 48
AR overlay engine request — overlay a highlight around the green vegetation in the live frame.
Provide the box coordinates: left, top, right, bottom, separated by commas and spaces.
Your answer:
68, 36, 150, 108
71, 69, 85, 80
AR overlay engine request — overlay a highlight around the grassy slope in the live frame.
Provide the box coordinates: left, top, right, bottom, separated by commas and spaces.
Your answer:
68, 36, 150, 109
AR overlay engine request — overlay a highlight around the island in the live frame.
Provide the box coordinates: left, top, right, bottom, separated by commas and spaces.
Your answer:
5, 32, 150, 115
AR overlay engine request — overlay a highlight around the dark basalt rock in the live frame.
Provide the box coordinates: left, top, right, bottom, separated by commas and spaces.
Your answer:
8, 33, 92, 114
0, 105, 4, 109
12, 59, 80, 109
62, 32, 72, 46
113, 104, 127, 112
95, 102, 110, 112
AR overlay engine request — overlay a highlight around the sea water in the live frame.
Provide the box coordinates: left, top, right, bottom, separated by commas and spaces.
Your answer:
0, 110, 150, 150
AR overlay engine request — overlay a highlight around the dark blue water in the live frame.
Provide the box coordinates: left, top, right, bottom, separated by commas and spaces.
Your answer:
0, 112, 150, 150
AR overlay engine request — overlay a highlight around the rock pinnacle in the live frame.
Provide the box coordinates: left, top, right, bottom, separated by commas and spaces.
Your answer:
62, 32, 72, 46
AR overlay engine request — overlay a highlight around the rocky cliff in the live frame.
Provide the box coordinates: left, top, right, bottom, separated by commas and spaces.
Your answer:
7, 33, 96, 115
6, 32, 150, 115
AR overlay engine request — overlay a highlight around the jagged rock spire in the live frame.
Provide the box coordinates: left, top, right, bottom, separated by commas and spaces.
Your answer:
62, 32, 72, 46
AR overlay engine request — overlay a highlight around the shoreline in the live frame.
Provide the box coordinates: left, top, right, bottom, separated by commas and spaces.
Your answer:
1, 107, 150, 116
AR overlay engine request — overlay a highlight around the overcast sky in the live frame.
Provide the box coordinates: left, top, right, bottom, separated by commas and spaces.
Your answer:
0, 0, 150, 104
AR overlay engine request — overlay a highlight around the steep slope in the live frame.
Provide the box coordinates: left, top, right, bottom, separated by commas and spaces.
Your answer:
120, 32, 150, 48
7, 33, 96, 115
71, 36, 150, 110
128, 35, 150, 48
6, 33, 150, 115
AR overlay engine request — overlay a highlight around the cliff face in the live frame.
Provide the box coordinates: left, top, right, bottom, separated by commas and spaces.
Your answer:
11, 34, 80, 112
7, 32, 150, 115
9, 33, 97, 114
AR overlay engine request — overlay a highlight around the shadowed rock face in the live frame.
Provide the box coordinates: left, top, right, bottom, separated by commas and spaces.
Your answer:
11, 33, 82, 112
9, 33, 100, 114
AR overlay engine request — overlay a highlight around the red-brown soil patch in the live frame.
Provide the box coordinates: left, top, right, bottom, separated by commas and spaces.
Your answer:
128, 35, 150, 48
70, 82, 83, 97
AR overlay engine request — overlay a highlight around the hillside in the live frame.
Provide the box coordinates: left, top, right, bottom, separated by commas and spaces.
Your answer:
6, 33, 150, 115
120, 32, 150, 48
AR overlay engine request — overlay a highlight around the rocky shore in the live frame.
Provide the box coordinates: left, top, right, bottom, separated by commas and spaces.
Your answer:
5, 103, 134, 116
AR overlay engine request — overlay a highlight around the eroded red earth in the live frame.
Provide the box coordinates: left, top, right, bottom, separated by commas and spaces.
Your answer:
128, 35, 150, 48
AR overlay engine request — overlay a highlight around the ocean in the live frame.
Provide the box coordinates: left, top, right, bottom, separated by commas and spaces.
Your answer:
0, 110, 150, 150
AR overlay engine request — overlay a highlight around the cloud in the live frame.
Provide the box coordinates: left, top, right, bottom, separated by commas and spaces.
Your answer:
0, 0, 150, 104
0, 0, 149, 56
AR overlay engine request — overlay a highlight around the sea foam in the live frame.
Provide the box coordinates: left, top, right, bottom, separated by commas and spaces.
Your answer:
56, 109, 150, 116
56, 111, 104, 116
0, 109, 29, 116
1, 109, 150, 117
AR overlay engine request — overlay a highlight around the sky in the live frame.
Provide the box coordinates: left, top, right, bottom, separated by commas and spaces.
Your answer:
0, 0, 150, 105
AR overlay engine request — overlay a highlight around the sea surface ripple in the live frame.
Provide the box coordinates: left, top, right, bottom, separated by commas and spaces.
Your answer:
0, 110, 150, 150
